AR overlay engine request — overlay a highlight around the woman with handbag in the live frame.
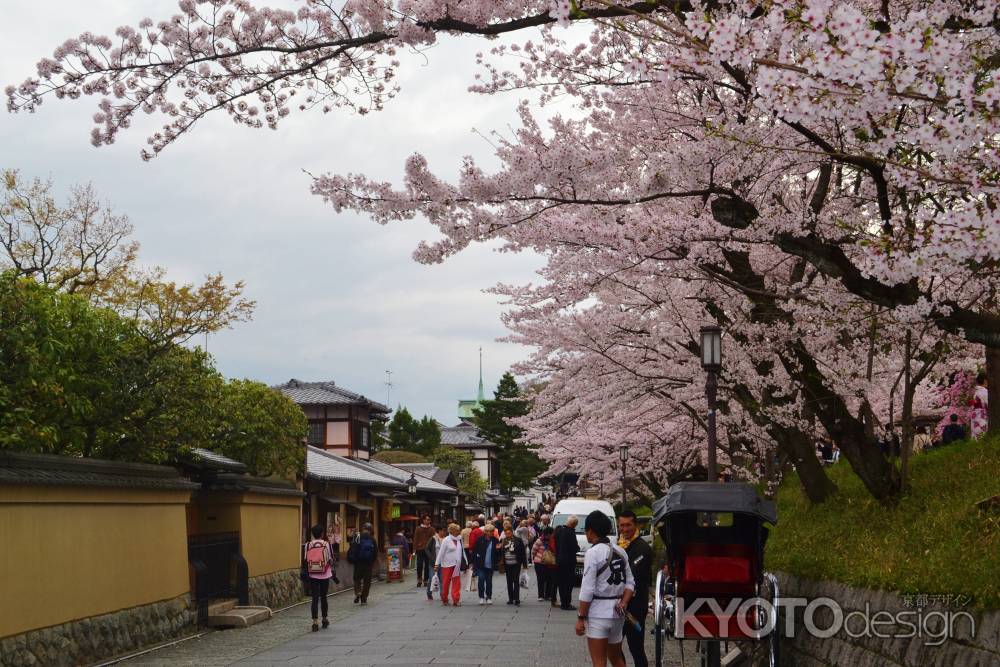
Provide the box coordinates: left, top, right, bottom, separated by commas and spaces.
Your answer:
423, 525, 446, 601
532, 526, 556, 602
500, 523, 528, 606
434, 523, 467, 606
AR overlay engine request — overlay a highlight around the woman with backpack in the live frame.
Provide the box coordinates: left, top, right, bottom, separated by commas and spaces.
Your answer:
434, 523, 467, 606
304, 524, 335, 632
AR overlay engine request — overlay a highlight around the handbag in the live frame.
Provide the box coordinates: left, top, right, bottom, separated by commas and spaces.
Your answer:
430, 573, 441, 592
541, 549, 556, 566
519, 569, 529, 588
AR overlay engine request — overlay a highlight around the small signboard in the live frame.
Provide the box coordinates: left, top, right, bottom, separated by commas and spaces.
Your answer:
386, 546, 403, 582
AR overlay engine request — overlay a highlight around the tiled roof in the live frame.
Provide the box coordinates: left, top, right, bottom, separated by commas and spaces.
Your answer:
189, 447, 247, 473
395, 463, 455, 486
306, 447, 404, 488
394, 463, 436, 475
203, 472, 304, 497
273, 379, 390, 413
440, 425, 498, 449
358, 458, 457, 494
0, 451, 197, 492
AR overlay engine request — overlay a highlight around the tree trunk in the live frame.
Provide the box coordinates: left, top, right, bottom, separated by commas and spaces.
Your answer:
987, 346, 1000, 437
772, 424, 838, 503
781, 342, 900, 503
899, 332, 913, 491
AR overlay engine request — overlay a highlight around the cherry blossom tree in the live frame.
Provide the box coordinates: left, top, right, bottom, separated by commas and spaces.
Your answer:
11, 0, 1000, 501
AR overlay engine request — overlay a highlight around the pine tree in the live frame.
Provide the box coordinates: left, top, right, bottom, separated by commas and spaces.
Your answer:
384, 407, 440, 457
473, 372, 546, 492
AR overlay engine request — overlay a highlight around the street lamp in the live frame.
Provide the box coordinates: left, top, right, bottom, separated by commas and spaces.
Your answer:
406, 473, 419, 495
619, 444, 629, 508
700, 325, 723, 483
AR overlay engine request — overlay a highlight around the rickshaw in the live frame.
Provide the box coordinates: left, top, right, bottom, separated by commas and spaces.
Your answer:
650, 482, 780, 667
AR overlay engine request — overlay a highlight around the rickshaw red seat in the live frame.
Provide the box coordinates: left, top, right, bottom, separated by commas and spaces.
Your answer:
679, 543, 755, 594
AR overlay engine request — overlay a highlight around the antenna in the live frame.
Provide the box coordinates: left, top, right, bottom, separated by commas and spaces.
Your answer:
385, 370, 393, 407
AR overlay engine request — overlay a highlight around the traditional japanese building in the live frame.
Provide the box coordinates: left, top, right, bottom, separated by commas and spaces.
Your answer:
273, 379, 389, 461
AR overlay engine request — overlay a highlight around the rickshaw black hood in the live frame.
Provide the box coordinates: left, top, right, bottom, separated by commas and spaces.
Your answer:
651, 482, 777, 526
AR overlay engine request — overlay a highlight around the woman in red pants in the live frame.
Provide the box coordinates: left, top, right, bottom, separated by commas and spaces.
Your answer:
434, 523, 468, 606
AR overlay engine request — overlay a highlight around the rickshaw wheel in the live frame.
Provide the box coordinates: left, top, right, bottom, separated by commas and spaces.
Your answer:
653, 621, 663, 667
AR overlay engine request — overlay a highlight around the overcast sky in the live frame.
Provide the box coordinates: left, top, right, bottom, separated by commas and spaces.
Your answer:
0, 1, 555, 424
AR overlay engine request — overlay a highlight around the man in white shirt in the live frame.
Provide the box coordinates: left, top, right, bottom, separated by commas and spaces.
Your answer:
575, 510, 635, 667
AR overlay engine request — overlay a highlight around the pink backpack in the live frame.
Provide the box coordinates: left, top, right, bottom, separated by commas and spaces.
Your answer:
306, 540, 329, 574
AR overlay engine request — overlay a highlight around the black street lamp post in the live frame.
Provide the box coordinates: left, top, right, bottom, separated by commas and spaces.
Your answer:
406, 473, 419, 496
619, 444, 629, 508
700, 326, 723, 483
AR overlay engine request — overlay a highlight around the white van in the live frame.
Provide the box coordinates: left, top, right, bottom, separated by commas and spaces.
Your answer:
551, 497, 617, 578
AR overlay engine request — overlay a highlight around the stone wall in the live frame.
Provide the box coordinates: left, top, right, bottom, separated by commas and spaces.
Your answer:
247, 568, 305, 609
776, 572, 1000, 667
0, 594, 193, 667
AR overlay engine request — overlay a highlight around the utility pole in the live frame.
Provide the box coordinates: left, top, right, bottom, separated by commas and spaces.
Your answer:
385, 370, 393, 407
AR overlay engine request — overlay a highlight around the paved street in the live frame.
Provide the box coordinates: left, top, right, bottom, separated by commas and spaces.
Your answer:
123, 576, 699, 667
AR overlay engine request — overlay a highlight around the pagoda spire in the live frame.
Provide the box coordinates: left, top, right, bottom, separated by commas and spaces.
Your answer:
477, 347, 485, 402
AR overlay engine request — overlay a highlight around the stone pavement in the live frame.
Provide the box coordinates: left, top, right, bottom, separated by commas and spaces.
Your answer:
124, 576, 700, 667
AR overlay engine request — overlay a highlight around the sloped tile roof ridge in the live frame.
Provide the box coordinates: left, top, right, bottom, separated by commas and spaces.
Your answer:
274, 378, 390, 412
0, 450, 197, 491
189, 447, 247, 472
306, 446, 405, 487
362, 458, 457, 493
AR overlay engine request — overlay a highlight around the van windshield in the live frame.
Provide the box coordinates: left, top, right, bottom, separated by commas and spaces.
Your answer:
552, 513, 617, 535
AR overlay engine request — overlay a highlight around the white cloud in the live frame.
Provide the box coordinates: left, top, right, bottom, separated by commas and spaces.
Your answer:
0, 0, 551, 422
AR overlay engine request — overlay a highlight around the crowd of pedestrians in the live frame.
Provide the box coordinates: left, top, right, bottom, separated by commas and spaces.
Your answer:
301, 506, 654, 667
412, 509, 652, 667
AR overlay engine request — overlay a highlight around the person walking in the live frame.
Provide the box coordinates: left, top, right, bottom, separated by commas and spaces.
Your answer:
423, 525, 447, 601
304, 524, 334, 632
347, 522, 379, 605
973, 372, 989, 439
618, 511, 653, 667
500, 523, 528, 605
413, 514, 435, 588
434, 523, 467, 606
941, 413, 967, 445
575, 511, 634, 667
554, 515, 580, 610
532, 526, 555, 601
466, 520, 483, 592
472, 522, 501, 605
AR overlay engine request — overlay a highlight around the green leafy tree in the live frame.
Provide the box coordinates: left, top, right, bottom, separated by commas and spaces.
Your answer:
0, 170, 254, 348
212, 379, 307, 478
385, 406, 441, 457
474, 372, 547, 492
431, 446, 487, 500
370, 417, 387, 452
0, 271, 304, 475
372, 450, 427, 464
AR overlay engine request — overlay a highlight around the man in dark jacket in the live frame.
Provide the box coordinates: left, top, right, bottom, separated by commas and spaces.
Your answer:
554, 515, 579, 610
941, 414, 966, 445
471, 522, 501, 604
618, 511, 653, 667
347, 523, 379, 605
